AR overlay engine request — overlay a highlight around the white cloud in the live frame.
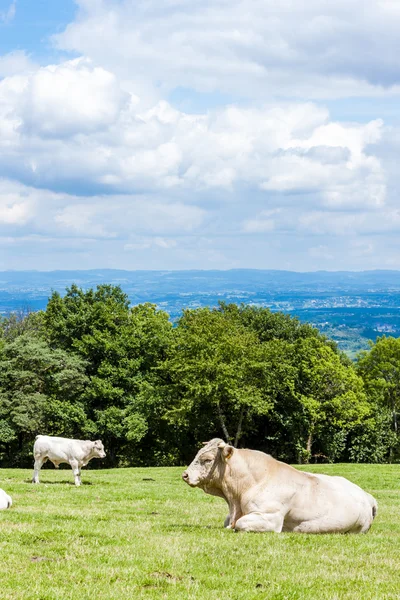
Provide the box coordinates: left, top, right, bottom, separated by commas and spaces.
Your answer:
54, 197, 205, 238
0, 60, 386, 210
0, 178, 205, 243
298, 209, 400, 236
0, 198, 31, 225
2, 1, 400, 270
54, 204, 115, 238
54, 0, 400, 99
17, 58, 128, 137
0, 51, 36, 78
0, 180, 36, 225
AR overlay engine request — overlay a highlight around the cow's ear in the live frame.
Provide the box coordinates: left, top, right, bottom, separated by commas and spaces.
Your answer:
218, 442, 234, 460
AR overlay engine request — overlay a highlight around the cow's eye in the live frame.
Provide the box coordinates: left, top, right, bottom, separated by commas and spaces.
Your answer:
203, 459, 212, 465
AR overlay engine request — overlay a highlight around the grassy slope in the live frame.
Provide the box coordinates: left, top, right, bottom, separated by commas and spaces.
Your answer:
0, 464, 399, 600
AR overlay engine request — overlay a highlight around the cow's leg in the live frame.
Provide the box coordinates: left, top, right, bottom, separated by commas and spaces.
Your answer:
32, 456, 45, 484
224, 514, 232, 528
225, 505, 243, 529
70, 460, 81, 486
234, 512, 284, 533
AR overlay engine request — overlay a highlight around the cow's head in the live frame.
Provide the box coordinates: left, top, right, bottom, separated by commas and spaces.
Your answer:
182, 438, 234, 488
92, 440, 106, 459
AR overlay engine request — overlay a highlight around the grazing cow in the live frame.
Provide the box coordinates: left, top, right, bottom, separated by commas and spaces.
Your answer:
182, 439, 377, 534
0, 488, 12, 509
32, 435, 106, 486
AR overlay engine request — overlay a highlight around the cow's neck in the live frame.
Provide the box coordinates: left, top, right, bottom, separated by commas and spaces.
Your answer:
203, 483, 226, 501
220, 451, 263, 499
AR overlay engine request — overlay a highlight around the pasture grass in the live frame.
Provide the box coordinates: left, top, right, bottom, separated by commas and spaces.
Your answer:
0, 463, 399, 599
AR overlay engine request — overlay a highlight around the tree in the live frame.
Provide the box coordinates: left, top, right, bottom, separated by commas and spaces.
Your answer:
247, 336, 369, 463
0, 333, 89, 465
157, 307, 273, 448
356, 336, 400, 458
0, 284, 395, 467
44, 285, 173, 464
1, 310, 45, 342
346, 406, 397, 463
219, 302, 323, 344
291, 337, 370, 462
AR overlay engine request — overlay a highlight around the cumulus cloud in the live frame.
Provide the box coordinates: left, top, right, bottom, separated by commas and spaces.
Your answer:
0, 178, 205, 243
54, 0, 400, 99
1, 0, 400, 270
0, 59, 386, 213
0, 179, 36, 226
14, 58, 128, 137
0, 51, 36, 78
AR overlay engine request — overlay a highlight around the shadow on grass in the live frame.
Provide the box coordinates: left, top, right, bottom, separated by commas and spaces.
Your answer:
164, 523, 221, 531
23, 479, 93, 486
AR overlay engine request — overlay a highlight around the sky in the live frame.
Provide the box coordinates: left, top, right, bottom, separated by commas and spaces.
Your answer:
1, 0, 400, 271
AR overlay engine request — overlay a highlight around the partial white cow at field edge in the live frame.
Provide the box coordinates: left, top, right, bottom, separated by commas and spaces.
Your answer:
182, 438, 377, 534
32, 435, 106, 486
0, 488, 12, 509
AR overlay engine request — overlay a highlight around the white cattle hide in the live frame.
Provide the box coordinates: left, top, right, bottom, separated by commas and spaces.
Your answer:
183, 439, 377, 534
0, 488, 12, 509
32, 435, 106, 486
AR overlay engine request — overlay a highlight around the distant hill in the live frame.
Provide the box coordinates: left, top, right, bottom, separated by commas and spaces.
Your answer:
1, 269, 400, 356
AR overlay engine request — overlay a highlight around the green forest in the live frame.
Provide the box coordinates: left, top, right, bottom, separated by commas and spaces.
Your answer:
0, 284, 399, 467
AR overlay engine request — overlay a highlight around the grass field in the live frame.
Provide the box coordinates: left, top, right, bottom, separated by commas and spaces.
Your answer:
0, 463, 399, 600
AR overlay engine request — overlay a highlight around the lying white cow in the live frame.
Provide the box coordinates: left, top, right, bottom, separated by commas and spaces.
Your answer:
32, 435, 106, 486
183, 439, 377, 534
0, 488, 12, 509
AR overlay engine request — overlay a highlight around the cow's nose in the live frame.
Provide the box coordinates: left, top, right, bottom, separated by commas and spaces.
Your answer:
182, 471, 189, 481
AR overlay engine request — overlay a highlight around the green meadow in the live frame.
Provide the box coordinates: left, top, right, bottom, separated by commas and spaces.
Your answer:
0, 464, 399, 600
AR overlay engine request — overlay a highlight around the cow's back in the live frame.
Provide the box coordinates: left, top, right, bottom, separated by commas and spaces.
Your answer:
282, 471, 377, 533
34, 435, 60, 454
234, 452, 376, 533
33, 435, 81, 461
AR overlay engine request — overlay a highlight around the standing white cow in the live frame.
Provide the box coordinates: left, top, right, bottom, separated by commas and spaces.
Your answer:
182, 438, 378, 534
0, 488, 12, 509
32, 435, 106, 486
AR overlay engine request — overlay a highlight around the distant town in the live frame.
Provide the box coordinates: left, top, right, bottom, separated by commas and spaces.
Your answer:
1, 269, 400, 358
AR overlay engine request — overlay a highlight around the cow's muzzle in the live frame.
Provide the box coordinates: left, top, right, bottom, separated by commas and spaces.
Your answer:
182, 471, 198, 487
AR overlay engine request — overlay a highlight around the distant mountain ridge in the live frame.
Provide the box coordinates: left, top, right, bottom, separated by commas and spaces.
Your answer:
2, 268, 400, 289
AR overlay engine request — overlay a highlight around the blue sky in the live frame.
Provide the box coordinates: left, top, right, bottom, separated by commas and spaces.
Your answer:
0, 1, 75, 58
1, 0, 400, 271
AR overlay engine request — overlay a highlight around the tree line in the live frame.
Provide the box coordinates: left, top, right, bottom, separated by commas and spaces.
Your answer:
0, 284, 399, 467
